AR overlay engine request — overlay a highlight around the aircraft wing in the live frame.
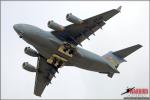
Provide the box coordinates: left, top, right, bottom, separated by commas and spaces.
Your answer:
34, 56, 58, 96
52, 6, 121, 46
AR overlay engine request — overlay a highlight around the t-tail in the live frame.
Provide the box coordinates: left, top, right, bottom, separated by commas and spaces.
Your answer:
102, 44, 142, 78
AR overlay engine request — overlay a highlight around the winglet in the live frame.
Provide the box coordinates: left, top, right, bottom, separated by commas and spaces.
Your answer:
116, 6, 122, 12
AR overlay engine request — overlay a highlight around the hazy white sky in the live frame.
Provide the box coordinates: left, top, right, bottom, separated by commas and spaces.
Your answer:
1, 1, 149, 99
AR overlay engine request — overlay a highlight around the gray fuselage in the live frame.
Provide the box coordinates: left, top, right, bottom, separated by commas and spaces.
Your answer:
13, 24, 116, 73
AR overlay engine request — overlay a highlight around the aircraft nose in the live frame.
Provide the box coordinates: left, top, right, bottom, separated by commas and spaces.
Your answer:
13, 24, 20, 33
13, 24, 24, 38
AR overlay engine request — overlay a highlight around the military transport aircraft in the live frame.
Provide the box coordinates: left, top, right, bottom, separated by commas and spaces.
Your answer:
13, 6, 142, 96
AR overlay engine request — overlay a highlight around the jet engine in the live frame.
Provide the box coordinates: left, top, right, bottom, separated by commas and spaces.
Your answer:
24, 47, 39, 57
66, 13, 83, 24
22, 62, 36, 72
47, 20, 64, 31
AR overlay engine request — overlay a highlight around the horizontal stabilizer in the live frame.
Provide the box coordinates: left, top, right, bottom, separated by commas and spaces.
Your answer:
102, 44, 142, 78
113, 44, 142, 59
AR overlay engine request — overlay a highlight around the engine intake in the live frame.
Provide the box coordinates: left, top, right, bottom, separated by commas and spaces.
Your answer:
22, 62, 36, 72
24, 47, 39, 57
47, 20, 64, 31
66, 13, 83, 24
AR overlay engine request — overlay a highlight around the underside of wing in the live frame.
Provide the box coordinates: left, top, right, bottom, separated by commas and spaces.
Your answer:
52, 6, 121, 46
34, 56, 58, 96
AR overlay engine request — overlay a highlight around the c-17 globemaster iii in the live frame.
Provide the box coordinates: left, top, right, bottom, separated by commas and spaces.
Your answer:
13, 6, 142, 96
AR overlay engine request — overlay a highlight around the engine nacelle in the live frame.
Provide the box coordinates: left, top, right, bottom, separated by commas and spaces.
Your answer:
47, 20, 64, 31
24, 47, 39, 57
66, 13, 83, 24
22, 62, 36, 72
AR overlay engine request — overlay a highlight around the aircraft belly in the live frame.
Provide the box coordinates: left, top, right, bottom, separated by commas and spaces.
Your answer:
33, 35, 114, 73
67, 47, 115, 73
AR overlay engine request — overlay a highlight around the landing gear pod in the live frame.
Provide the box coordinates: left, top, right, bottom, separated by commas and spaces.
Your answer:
47, 20, 64, 31
58, 42, 76, 57
66, 13, 83, 24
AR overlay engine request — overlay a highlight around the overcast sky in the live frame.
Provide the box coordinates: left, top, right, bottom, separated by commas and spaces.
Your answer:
1, 1, 149, 99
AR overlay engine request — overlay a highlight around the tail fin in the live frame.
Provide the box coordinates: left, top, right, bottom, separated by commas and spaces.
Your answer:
102, 44, 142, 78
